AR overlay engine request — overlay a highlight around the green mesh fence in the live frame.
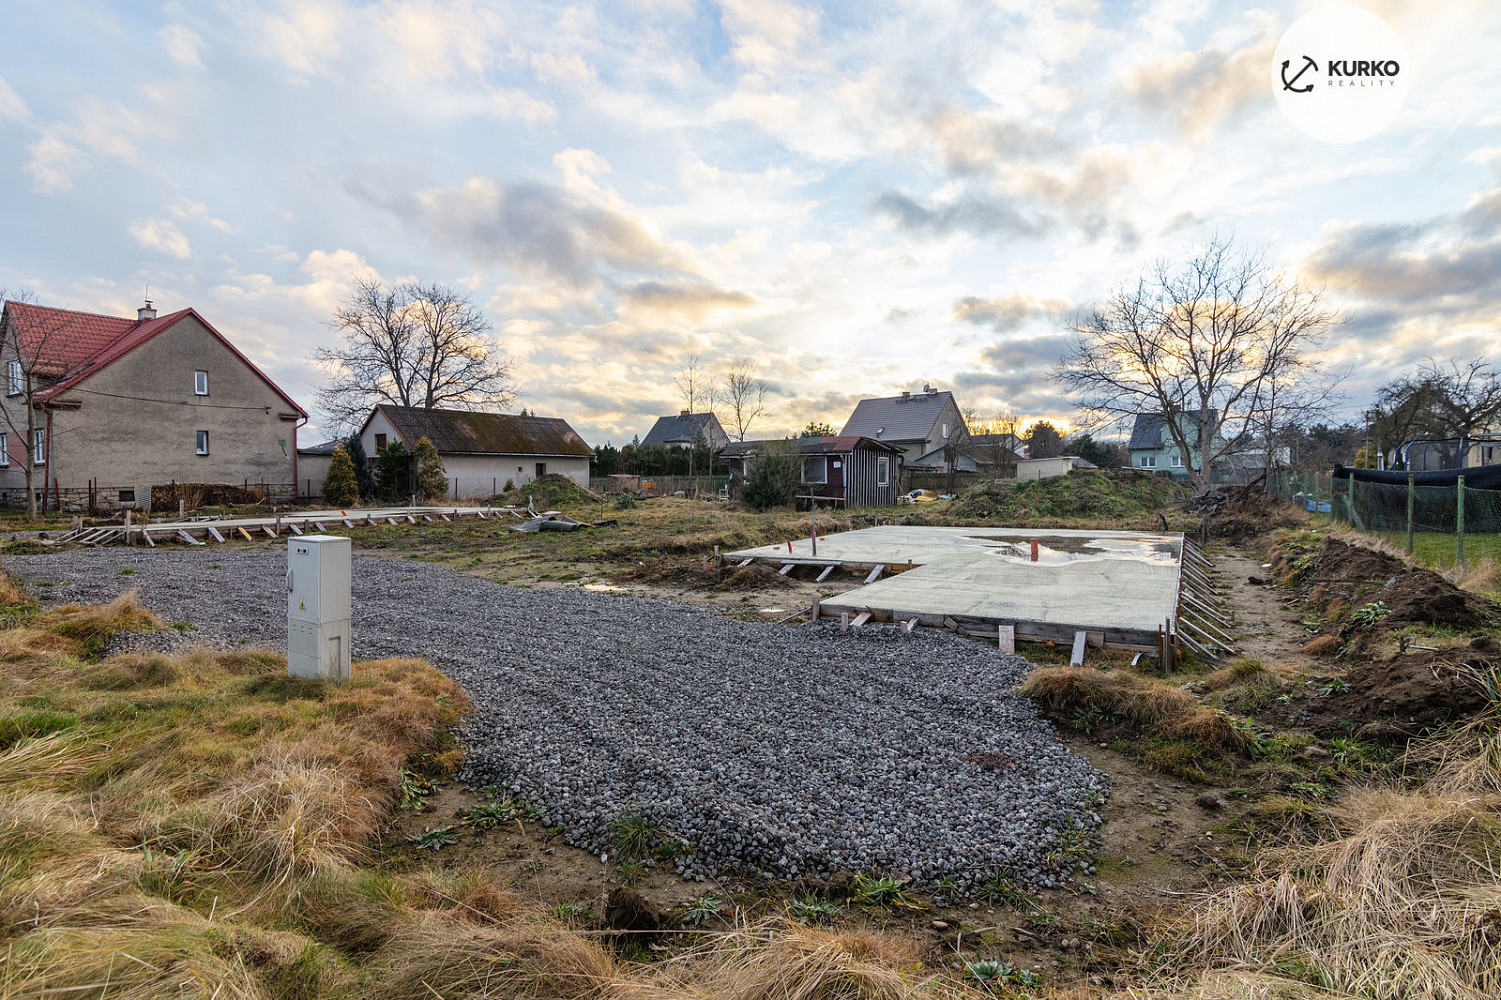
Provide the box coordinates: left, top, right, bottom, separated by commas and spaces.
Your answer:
1273, 470, 1501, 565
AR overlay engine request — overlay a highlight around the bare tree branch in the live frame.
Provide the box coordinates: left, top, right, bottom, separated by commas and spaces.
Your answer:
723, 358, 767, 442
312, 278, 516, 431
1051, 235, 1342, 489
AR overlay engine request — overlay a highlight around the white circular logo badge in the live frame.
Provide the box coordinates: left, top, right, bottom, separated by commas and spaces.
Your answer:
1272, 5, 1410, 143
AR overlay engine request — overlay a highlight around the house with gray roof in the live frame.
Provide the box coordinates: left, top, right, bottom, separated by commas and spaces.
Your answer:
1127, 409, 1221, 482
839, 386, 974, 473
358, 404, 594, 498
640, 410, 729, 451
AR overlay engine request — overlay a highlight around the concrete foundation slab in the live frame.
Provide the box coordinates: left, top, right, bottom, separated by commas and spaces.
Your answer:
728, 525, 1184, 645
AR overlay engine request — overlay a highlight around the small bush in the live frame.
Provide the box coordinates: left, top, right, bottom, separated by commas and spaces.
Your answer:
741, 441, 802, 511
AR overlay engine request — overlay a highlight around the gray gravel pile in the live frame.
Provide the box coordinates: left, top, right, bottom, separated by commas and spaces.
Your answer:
8, 548, 1109, 891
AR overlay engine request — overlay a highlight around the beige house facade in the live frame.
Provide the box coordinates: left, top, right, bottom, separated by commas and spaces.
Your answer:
0, 301, 306, 510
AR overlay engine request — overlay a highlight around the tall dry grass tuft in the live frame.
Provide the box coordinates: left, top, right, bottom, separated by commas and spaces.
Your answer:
367, 908, 619, 1000
1451, 555, 1501, 597
0, 904, 270, 999
1170, 719, 1501, 1000
37, 591, 158, 654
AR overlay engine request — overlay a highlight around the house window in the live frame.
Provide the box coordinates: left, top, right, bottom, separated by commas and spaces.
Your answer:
941, 422, 949, 439
118, 489, 135, 503
33, 430, 45, 465
1170, 453, 1184, 468
196, 430, 209, 455
375, 433, 387, 452
535, 462, 547, 478
194, 370, 209, 395
1140, 455, 1157, 468
802, 456, 828, 484
6, 360, 20, 396
0, 433, 7, 466
877, 456, 889, 486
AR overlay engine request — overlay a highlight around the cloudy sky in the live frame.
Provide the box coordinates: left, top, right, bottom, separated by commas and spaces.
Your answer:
2, 0, 1499, 445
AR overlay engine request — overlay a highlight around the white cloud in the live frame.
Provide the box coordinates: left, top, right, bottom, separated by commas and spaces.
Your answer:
168, 198, 241, 234
129, 219, 193, 259
0, 76, 27, 121
24, 97, 168, 193
159, 24, 205, 69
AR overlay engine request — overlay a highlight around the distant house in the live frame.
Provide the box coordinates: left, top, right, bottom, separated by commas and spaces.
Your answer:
839, 385, 973, 473
295, 440, 341, 499
969, 433, 1023, 478
0, 299, 306, 510
640, 410, 729, 451
1016, 456, 1096, 481
357, 405, 594, 498
1127, 409, 1222, 482
721, 436, 903, 506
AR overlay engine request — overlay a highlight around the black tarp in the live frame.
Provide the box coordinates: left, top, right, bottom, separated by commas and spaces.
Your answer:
1332, 464, 1501, 490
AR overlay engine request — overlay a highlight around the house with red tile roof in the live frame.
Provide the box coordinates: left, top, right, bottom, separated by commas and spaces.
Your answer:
0, 299, 307, 511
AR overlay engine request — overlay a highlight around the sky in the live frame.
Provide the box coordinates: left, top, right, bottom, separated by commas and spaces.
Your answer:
2, 0, 1500, 447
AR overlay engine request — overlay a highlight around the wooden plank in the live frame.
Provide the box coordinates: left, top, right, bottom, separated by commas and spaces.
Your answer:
207, 526, 225, 543
1070, 630, 1087, 666
313, 522, 327, 532
262, 525, 278, 538
175, 529, 204, 546
441, 514, 452, 522
901, 617, 918, 633
864, 563, 885, 584
341, 519, 354, 528
140, 529, 155, 547
839, 612, 850, 632
738, 558, 754, 568
850, 612, 872, 628
997, 624, 1015, 654
422, 515, 434, 523
810, 597, 820, 622
387, 517, 400, 526
289, 522, 303, 535
816, 565, 834, 582
238, 527, 254, 542
779, 563, 795, 576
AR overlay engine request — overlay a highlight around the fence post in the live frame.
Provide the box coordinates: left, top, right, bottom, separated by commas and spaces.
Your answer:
1346, 474, 1357, 528
1457, 475, 1466, 566
1406, 474, 1415, 554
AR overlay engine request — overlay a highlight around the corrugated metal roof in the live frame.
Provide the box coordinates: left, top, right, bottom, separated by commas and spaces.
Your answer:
640, 412, 725, 447
374, 405, 594, 457
719, 435, 902, 458
298, 439, 341, 456
839, 390, 955, 443
1128, 409, 1217, 450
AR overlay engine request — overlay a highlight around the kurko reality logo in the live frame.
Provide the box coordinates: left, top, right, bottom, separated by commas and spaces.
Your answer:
1272, 6, 1410, 142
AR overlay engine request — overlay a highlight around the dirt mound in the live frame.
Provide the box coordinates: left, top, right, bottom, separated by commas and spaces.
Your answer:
949, 469, 1184, 523
1316, 649, 1496, 737
499, 474, 601, 508
1273, 535, 1497, 634
614, 557, 794, 591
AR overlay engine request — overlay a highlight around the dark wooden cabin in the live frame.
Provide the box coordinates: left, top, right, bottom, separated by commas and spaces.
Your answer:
721, 436, 903, 506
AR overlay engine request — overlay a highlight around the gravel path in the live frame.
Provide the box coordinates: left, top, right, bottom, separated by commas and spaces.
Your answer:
8, 548, 1108, 891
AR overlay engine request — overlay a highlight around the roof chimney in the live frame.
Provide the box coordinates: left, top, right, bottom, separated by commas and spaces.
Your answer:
680, 408, 690, 418
923, 383, 934, 394
138, 299, 157, 322
900, 390, 910, 401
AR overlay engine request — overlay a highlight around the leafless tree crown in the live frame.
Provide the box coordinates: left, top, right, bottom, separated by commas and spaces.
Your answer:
1052, 236, 1341, 488
722, 358, 767, 442
0, 288, 72, 519
313, 278, 516, 429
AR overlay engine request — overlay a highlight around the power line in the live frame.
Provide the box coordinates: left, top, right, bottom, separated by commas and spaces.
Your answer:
51, 386, 281, 412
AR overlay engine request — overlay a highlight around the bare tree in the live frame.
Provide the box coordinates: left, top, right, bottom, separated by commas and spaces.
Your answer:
673, 354, 721, 478
722, 358, 767, 442
0, 290, 71, 520
1053, 236, 1339, 489
967, 410, 1022, 478
312, 278, 515, 429
1370, 356, 1501, 467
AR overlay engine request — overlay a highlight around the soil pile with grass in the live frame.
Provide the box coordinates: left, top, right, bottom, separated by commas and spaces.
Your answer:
499, 472, 602, 508
949, 469, 1184, 524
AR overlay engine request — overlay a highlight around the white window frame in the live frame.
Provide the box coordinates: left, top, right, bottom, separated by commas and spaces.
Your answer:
802, 455, 828, 484
194, 370, 209, 395
877, 456, 890, 486
1170, 453, 1184, 468
7, 360, 21, 397
33, 430, 45, 465
1140, 454, 1157, 468
0, 433, 7, 466
196, 430, 210, 456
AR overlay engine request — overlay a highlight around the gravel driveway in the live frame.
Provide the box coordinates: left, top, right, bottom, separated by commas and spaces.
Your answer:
7, 547, 1108, 892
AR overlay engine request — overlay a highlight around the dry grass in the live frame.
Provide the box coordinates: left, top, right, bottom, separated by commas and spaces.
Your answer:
1152, 716, 1501, 1000
36, 590, 159, 653
1019, 665, 1257, 755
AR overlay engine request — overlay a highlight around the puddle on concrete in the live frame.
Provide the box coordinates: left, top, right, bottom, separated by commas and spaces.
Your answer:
970, 534, 1179, 566
581, 583, 624, 592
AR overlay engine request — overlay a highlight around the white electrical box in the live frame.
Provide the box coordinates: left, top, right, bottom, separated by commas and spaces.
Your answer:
286, 535, 352, 682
